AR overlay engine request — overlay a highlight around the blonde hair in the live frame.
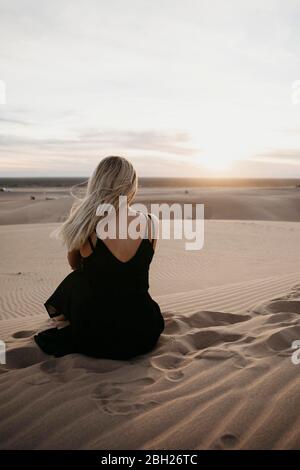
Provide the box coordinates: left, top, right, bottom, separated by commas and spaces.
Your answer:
55, 156, 137, 251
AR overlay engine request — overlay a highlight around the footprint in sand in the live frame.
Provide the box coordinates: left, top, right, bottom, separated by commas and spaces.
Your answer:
266, 300, 300, 314
187, 330, 242, 350
219, 433, 239, 449
91, 377, 157, 415
151, 330, 243, 379
150, 352, 189, 378
254, 287, 300, 314
212, 433, 239, 449
39, 358, 59, 374
97, 398, 160, 415
267, 325, 300, 353
187, 311, 250, 328
163, 316, 187, 335
5, 345, 47, 369
151, 353, 183, 370
265, 312, 298, 325
12, 330, 35, 339
92, 377, 154, 399
166, 370, 184, 381
92, 384, 123, 400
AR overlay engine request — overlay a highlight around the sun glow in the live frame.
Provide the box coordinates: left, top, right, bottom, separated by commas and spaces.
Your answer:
191, 131, 247, 172
189, 111, 263, 173
200, 148, 236, 170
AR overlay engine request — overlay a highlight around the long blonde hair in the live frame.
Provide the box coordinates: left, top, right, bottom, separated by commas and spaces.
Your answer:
56, 156, 137, 251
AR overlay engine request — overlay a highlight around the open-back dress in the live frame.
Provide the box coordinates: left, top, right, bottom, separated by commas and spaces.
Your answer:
34, 213, 164, 359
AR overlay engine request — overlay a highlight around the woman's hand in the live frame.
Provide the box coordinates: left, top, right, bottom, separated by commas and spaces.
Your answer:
67, 249, 81, 270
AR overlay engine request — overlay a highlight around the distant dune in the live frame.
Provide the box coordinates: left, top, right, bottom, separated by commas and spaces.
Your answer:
1, 176, 300, 188
1, 185, 300, 225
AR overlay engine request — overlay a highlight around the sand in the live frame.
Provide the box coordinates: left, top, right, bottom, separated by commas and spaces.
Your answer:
1, 189, 300, 449
1, 185, 300, 225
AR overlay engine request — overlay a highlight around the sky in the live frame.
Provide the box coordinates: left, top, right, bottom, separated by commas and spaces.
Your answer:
1, 0, 300, 177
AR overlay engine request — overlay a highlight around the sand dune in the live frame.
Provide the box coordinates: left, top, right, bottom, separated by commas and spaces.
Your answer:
1, 280, 300, 449
1, 220, 300, 449
1, 185, 300, 225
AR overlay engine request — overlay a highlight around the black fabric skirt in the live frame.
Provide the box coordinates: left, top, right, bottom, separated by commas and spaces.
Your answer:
34, 270, 165, 359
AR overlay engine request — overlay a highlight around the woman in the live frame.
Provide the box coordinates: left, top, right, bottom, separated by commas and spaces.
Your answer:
34, 156, 165, 359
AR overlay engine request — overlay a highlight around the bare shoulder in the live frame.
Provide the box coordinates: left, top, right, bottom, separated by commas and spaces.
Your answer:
80, 231, 97, 258
126, 208, 159, 248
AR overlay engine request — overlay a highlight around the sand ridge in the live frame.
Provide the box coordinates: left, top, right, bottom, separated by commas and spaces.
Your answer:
1, 281, 300, 449
0, 219, 300, 449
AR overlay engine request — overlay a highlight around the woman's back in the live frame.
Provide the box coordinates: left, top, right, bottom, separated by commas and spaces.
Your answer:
81, 210, 157, 260
80, 211, 157, 294
34, 156, 164, 360
68, 213, 163, 358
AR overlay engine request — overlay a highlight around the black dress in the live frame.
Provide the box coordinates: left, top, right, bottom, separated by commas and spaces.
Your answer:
34, 217, 165, 359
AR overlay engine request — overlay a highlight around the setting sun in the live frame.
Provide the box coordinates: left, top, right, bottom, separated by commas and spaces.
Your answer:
200, 148, 236, 170
189, 108, 265, 173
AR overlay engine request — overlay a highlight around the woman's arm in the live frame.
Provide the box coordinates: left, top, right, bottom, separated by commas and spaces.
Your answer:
67, 249, 81, 270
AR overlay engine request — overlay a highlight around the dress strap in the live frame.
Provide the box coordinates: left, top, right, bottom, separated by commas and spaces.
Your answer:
147, 213, 156, 247
88, 235, 95, 252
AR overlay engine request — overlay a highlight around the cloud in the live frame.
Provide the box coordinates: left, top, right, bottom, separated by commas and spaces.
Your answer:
0, 129, 200, 176
255, 148, 300, 163
0, 116, 33, 126
77, 130, 198, 156
0, 129, 198, 155
1, 0, 300, 176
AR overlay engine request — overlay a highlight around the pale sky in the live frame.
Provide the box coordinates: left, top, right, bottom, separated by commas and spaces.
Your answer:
1, 0, 300, 177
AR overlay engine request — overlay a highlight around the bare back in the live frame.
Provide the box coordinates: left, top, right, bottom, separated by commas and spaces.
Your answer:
80, 210, 158, 262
